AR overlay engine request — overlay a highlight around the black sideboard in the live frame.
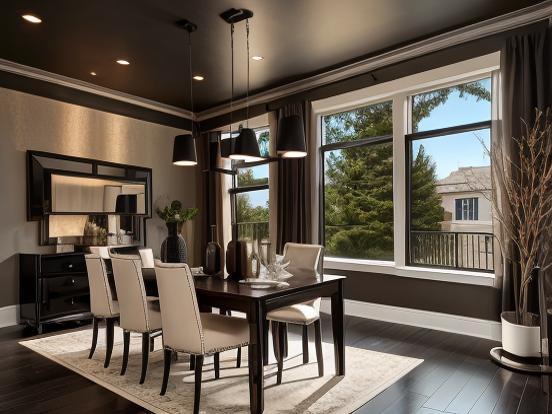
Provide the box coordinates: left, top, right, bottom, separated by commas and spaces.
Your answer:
20, 252, 92, 333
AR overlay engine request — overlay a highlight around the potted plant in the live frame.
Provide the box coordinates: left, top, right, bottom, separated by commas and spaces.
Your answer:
156, 199, 198, 263
486, 109, 552, 357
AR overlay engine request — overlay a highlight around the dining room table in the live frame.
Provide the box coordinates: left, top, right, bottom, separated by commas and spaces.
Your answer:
140, 266, 346, 414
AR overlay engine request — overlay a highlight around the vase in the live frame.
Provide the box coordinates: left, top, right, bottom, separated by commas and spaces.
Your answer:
205, 225, 221, 276
161, 222, 187, 263
501, 311, 541, 357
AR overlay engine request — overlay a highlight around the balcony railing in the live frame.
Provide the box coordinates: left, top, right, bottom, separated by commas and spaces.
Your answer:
410, 230, 494, 272
236, 221, 269, 242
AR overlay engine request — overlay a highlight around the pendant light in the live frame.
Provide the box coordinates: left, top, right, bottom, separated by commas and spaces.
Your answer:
276, 114, 307, 158
172, 20, 198, 166
225, 12, 263, 162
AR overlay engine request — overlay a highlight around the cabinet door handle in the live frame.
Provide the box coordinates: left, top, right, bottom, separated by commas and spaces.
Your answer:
67, 264, 74, 269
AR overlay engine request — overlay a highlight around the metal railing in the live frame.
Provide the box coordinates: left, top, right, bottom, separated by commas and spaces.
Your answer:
410, 230, 494, 272
236, 221, 269, 242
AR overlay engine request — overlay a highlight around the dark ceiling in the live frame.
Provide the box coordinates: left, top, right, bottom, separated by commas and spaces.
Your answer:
0, 0, 545, 111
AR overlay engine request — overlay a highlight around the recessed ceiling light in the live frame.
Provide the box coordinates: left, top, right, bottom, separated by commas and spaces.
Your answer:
90, 71, 97, 76
252, 56, 264, 61
116, 59, 130, 65
193, 75, 204, 81
22, 14, 42, 24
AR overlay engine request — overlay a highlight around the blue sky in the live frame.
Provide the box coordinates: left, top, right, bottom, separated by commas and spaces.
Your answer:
413, 77, 491, 179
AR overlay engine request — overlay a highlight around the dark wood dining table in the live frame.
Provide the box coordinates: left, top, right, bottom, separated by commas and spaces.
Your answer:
141, 267, 346, 414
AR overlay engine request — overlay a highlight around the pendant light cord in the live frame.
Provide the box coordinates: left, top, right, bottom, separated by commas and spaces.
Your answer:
246, 18, 250, 127
188, 30, 194, 136
230, 23, 235, 135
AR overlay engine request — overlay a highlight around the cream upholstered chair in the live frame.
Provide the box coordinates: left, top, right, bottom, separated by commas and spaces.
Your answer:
155, 261, 249, 414
85, 254, 119, 368
266, 242, 324, 384
110, 253, 162, 384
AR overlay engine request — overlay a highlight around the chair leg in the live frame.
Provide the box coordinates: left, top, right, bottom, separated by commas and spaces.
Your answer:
193, 355, 204, 414
150, 337, 155, 352
88, 317, 99, 359
283, 323, 288, 357
263, 319, 269, 366
271, 321, 280, 363
121, 330, 130, 375
214, 352, 220, 379
314, 320, 324, 377
277, 322, 285, 384
104, 318, 115, 368
302, 325, 309, 364
236, 347, 242, 368
160, 348, 172, 395
190, 354, 196, 370
140, 332, 150, 384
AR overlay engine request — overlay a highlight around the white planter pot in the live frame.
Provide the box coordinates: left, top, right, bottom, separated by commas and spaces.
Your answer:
501, 311, 541, 358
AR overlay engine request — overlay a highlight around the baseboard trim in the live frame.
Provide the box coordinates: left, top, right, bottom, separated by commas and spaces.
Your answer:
0, 305, 19, 329
320, 299, 501, 341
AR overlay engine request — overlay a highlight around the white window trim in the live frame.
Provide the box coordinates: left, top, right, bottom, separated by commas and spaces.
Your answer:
312, 52, 500, 286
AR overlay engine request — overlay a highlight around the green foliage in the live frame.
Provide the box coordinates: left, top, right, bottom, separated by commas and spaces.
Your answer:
237, 168, 269, 187
236, 194, 269, 223
156, 199, 198, 224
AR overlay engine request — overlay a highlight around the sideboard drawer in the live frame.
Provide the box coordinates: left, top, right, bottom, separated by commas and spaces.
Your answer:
41, 254, 86, 276
40, 275, 90, 318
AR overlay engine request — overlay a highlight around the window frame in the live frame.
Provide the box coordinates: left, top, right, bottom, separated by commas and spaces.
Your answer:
318, 100, 394, 260
311, 52, 500, 285
228, 126, 271, 233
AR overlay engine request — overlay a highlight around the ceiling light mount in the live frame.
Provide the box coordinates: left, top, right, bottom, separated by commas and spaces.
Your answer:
220, 8, 253, 24
175, 19, 197, 33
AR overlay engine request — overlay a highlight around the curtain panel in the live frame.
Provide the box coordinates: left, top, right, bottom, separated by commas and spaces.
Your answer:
272, 102, 313, 253
498, 22, 552, 312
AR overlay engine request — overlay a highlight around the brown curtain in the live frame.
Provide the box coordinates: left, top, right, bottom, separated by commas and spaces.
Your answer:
275, 102, 312, 253
499, 22, 552, 312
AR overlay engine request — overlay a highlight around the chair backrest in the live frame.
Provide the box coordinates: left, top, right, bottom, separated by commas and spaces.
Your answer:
85, 254, 118, 318
154, 260, 204, 354
139, 248, 155, 268
110, 253, 152, 332
283, 243, 323, 272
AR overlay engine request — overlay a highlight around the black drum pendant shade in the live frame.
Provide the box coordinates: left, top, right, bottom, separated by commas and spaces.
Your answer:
230, 127, 262, 161
277, 115, 307, 158
172, 134, 197, 166
115, 194, 137, 214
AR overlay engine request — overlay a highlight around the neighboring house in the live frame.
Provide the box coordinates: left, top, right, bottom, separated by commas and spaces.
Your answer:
436, 166, 493, 234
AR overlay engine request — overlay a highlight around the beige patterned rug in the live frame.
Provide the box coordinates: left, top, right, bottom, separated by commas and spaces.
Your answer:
20, 328, 422, 414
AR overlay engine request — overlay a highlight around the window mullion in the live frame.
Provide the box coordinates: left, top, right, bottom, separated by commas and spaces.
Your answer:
393, 93, 408, 268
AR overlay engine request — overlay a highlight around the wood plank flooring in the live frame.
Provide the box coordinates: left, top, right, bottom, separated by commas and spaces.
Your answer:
0, 315, 549, 413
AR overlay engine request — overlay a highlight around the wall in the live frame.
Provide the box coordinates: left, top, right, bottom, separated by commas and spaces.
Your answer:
0, 87, 201, 308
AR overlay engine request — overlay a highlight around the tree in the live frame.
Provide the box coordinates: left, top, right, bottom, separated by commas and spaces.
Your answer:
237, 168, 268, 187
324, 80, 490, 259
236, 194, 269, 223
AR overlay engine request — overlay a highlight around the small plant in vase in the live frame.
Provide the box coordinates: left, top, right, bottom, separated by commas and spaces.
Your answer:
156, 200, 198, 263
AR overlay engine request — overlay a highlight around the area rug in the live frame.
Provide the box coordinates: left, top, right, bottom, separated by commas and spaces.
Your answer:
20, 328, 422, 414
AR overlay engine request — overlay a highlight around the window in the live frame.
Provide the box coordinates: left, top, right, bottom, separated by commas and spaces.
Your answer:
407, 77, 494, 272
455, 197, 479, 221
227, 127, 270, 241
321, 101, 394, 261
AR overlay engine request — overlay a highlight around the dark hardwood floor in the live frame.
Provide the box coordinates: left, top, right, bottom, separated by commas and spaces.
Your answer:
0, 315, 549, 413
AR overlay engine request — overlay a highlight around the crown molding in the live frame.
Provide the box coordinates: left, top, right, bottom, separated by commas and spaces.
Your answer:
196, 1, 552, 122
0, 58, 193, 120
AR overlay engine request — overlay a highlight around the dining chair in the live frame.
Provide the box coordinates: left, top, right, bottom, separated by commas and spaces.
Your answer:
110, 253, 162, 384
154, 261, 249, 414
139, 248, 155, 268
266, 242, 324, 384
84, 254, 119, 368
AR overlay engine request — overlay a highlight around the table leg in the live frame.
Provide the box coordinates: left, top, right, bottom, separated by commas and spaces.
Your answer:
248, 300, 264, 413
331, 279, 345, 376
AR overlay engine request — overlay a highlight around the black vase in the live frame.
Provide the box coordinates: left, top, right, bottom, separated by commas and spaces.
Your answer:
161, 222, 187, 263
205, 225, 221, 275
